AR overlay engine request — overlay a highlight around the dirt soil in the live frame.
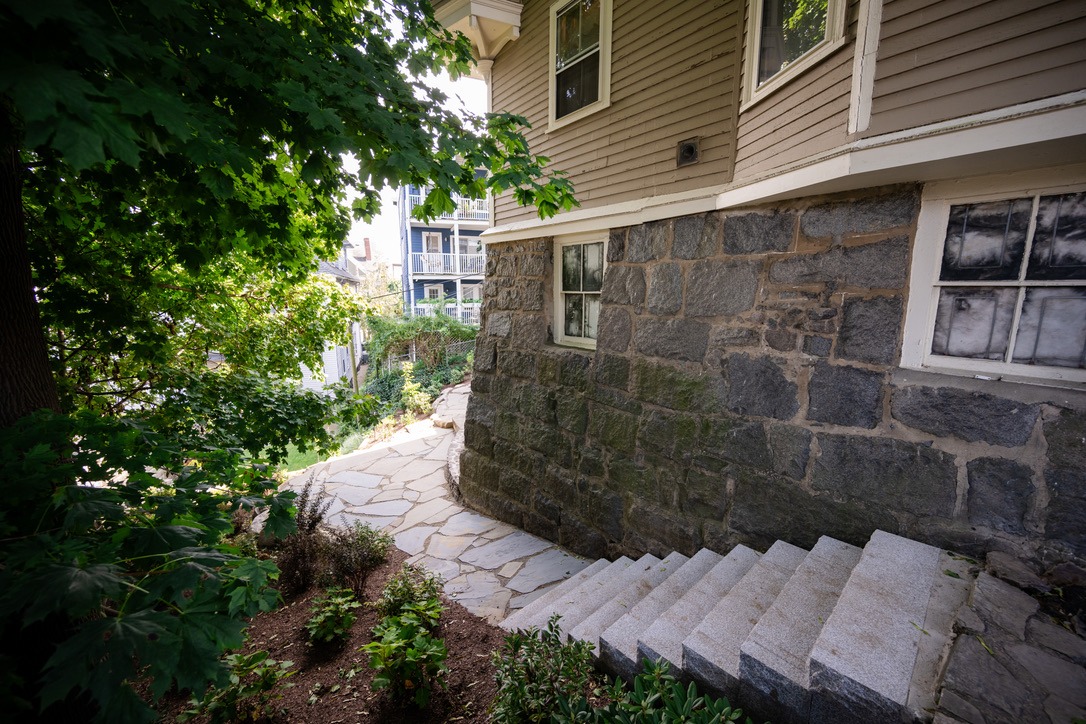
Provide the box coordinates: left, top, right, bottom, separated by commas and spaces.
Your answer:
159, 549, 505, 723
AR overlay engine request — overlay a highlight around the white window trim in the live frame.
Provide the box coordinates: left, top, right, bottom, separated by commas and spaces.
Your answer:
553, 232, 607, 350
901, 167, 1086, 390
424, 283, 445, 301
547, 0, 613, 132
423, 231, 443, 253
741, 0, 849, 112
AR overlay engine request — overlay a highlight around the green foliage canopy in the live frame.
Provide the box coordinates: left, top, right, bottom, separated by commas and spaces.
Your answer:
2, 0, 576, 414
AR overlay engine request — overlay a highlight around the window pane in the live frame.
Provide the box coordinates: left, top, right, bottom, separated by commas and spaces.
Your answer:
931, 287, 1017, 360
584, 295, 600, 339
556, 5, 580, 65
581, 0, 600, 50
940, 199, 1031, 281
1028, 193, 1086, 281
758, 0, 827, 86
556, 52, 599, 118
565, 294, 584, 337
562, 245, 582, 291
583, 242, 603, 291
1012, 288, 1086, 368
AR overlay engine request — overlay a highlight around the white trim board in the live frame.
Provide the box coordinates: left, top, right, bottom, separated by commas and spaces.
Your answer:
482, 91, 1086, 244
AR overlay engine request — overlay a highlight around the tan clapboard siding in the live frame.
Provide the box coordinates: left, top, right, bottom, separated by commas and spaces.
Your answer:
866, 0, 1086, 136
491, 0, 741, 226
876, 17, 1086, 94
731, 0, 860, 182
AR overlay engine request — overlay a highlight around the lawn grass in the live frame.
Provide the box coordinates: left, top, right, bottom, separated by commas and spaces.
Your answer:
281, 443, 321, 472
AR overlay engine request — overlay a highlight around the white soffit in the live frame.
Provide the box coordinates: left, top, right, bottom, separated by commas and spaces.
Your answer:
434, 0, 522, 63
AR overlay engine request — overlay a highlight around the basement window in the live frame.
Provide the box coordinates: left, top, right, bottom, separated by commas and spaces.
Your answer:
902, 172, 1086, 388
553, 234, 606, 349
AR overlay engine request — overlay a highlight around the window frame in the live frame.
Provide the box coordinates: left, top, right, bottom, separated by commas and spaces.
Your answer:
553, 233, 607, 350
547, 0, 613, 132
423, 231, 443, 254
741, 0, 849, 111
424, 283, 445, 301
901, 169, 1086, 390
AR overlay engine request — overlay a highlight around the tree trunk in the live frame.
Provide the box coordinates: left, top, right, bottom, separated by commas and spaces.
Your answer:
0, 133, 61, 426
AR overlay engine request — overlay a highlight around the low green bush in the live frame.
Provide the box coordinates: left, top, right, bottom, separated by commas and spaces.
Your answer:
371, 563, 444, 619
491, 614, 596, 723
325, 521, 393, 595
305, 588, 361, 644
180, 650, 295, 724
362, 600, 448, 708
276, 477, 332, 595
553, 658, 758, 724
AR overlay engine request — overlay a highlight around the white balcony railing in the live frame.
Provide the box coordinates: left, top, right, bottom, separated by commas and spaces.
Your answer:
411, 252, 485, 275
411, 303, 481, 326
407, 191, 489, 222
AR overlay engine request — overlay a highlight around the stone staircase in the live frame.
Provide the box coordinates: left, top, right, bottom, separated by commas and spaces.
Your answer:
501, 530, 976, 724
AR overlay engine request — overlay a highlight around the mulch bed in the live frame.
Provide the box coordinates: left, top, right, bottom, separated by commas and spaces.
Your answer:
159, 548, 506, 723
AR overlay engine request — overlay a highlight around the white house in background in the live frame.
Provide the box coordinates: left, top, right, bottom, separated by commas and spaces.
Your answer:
398, 183, 488, 325
298, 241, 366, 393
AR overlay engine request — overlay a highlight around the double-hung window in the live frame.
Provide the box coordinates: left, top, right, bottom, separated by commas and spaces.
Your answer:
554, 235, 605, 349
902, 172, 1086, 388
743, 0, 847, 107
549, 0, 611, 129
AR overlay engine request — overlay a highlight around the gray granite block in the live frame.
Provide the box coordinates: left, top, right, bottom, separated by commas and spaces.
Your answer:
501, 557, 610, 632
682, 540, 808, 699
738, 536, 862, 724
571, 551, 688, 654
809, 530, 943, 724
637, 545, 761, 677
601, 548, 723, 681
556, 554, 662, 643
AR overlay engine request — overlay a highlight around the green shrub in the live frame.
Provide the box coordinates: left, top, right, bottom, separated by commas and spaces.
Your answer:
180, 650, 295, 724
371, 564, 444, 618
325, 521, 393, 594
400, 362, 432, 416
552, 658, 757, 724
491, 614, 596, 723
277, 477, 332, 594
305, 588, 361, 644
361, 601, 448, 708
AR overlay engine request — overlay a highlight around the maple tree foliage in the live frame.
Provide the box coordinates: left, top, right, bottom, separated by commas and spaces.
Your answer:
0, 0, 575, 420
0, 2, 577, 721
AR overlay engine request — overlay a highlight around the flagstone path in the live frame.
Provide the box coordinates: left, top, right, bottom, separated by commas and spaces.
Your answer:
285, 383, 590, 624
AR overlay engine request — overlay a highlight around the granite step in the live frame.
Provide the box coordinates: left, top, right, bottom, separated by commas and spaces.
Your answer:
807, 530, 960, 724
556, 554, 662, 642
683, 540, 809, 699
570, 551, 689, 655
738, 536, 863, 724
501, 557, 611, 633
600, 548, 724, 681
637, 544, 762, 677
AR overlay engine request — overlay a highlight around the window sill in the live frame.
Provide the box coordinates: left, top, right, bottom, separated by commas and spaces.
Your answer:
740, 36, 849, 114
551, 336, 597, 351
547, 99, 611, 133
891, 366, 1086, 410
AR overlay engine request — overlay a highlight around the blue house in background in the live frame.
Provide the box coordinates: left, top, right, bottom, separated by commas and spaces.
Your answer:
398, 184, 488, 325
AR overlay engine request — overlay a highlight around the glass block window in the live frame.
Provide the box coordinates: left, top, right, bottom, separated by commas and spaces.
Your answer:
550, 0, 610, 126
929, 192, 1086, 372
555, 236, 605, 347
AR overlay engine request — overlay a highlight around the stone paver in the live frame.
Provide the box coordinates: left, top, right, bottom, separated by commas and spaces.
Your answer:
285, 382, 588, 622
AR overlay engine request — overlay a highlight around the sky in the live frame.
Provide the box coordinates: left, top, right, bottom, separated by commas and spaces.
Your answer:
346, 73, 488, 261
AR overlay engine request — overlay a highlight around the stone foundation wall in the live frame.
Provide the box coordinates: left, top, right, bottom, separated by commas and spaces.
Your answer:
460, 185, 1086, 567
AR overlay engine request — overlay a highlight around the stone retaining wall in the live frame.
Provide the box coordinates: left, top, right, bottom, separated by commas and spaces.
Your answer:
460, 185, 1086, 567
